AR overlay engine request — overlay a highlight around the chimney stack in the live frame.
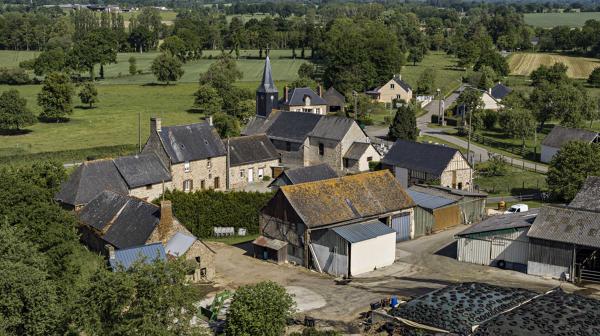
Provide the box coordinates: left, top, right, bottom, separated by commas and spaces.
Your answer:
284, 86, 289, 103
150, 117, 162, 133
158, 200, 173, 243
317, 85, 322, 97
106, 244, 116, 260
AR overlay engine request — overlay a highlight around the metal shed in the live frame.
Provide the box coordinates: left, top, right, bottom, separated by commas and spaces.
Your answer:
408, 189, 461, 237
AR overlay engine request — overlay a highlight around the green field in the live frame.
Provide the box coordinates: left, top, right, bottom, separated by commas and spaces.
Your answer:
401, 51, 464, 96
524, 12, 600, 28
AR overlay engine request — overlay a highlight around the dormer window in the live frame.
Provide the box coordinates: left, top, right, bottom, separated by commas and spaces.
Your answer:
304, 95, 311, 106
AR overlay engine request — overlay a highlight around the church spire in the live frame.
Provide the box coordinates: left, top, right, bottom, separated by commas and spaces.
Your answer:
256, 55, 279, 118
257, 55, 277, 94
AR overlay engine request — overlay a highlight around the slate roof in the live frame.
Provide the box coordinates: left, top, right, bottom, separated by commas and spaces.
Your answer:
332, 220, 396, 243
77, 190, 161, 249
308, 115, 355, 141
323, 87, 345, 107
164, 232, 196, 257
382, 140, 463, 175
527, 204, 600, 248
279, 170, 415, 228
344, 142, 372, 160
109, 243, 166, 271
257, 56, 278, 94
490, 83, 512, 100
265, 111, 322, 143
283, 87, 327, 106
55, 159, 129, 207
457, 210, 538, 236
541, 125, 598, 148
228, 134, 279, 166
392, 76, 412, 92
158, 122, 226, 163
113, 153, 171, 188
569, 176, 600, 211
283, 164, 338, 184
407, 189, 457, 210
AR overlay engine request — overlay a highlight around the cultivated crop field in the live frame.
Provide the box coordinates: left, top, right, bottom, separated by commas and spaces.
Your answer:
508, 52, 600, 78
524, 12, 600, 28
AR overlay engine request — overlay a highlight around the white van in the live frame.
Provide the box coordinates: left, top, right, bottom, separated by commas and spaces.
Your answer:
505, 204, 529, 214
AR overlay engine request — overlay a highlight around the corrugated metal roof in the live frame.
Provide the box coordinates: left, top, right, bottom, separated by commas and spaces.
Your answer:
165, 232, 196, 257
569, 176, 600, 211
541, 125, 598, 148
332, 220, 395, 243
528, 205, 600, 248
457, 210, 538, 236
109, 243, 166, 271
407, 189, 456, 210
253, 235, 287, 250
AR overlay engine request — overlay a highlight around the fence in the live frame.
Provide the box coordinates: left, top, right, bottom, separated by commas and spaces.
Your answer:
470, 132, 540, 162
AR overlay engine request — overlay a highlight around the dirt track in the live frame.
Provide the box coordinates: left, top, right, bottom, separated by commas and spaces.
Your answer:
508, 52, 600, 78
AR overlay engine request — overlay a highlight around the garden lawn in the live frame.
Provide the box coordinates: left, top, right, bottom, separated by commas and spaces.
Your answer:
474, 166, 547, 196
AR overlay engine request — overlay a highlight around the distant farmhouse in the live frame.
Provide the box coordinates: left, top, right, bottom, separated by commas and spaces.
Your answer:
255, 170, 415, 277
382, 140, 473, 190
366, 75, 413, 104
540, 125, 598, 163
281, 86, 328, 115
480, 83, 512, 111
77, 191, 215, 281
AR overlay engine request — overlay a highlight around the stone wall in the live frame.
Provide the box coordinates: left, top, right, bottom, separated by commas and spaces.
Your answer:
439, 152, 472, 190
229, 159, 280, 189
129, 181, 174, 202
170, 156, 227, 192
183, 240, 216, 282
307, 137, 343, 173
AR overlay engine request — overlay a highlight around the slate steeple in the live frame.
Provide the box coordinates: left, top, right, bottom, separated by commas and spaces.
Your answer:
256, 55, 278, 117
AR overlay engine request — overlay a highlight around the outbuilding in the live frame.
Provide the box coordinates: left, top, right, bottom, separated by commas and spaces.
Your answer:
408, 187, 461, 237
540, 126, 598, 163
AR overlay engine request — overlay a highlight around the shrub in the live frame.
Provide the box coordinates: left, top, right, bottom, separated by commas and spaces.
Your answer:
482, 110, 498, 130
161, 189, 274, 238
480, 155, 508, 177
0, 68, 31, 85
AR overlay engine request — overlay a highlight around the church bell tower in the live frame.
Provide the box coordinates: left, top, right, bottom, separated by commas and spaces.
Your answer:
256, 53, 278, 118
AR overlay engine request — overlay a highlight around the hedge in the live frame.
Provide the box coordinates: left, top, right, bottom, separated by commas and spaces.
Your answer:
162, 189, 274, 238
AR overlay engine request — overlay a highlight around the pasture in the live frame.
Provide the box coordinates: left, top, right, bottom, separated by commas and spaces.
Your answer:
508, 52, 600, 78
524, 12, 600, 28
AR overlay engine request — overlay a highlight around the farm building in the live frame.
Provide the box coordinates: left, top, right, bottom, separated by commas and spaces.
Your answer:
568, 175, 600, 210
456, 210, 538, 271
108, 243, 166, 271
407, 186, 462, 237
527, 204, 600, 283
268, 163, 338, 191
256, 170, 415, 277
382, 140, 473, 190
322, 87, 346, 113
540, 125, 598, 163
407, 185, 486, 225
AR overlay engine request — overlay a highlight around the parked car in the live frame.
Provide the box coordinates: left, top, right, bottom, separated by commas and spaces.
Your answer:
505, 204, 529, 214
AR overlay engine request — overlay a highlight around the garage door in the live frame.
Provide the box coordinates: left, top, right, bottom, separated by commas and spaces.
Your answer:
391, 213, 411, 242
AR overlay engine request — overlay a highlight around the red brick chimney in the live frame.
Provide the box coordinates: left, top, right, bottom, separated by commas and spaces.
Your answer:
158, 200, 173, 243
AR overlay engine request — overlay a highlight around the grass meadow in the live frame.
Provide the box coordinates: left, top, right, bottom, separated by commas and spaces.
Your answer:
524, 12, 600, 28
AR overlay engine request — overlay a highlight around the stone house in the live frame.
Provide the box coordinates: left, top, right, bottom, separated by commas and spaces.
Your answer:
55, 153, 172, 210
280, 86, 328, 115
244, 111, 381, 175
255, 170, 415, 277
268, 163, 338, 191
366, 75, 413, 104
142, 118, 227, 192
226, 134, 280, 189
540, 126, 599, 163
322, 87, 346, 113
77, 190, 215, 282
382, 139, 472, 190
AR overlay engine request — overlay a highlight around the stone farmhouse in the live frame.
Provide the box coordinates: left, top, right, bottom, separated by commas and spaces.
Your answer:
382, 139, 473, 190
366, 75, 413, 104
226, 134, 280, 189
255, 170, 415, 277
281, 86, 328, 115
540, 125, 599, 163
55, 152, 172, 210
142, 118, 227, 192
77, 191, 215, 281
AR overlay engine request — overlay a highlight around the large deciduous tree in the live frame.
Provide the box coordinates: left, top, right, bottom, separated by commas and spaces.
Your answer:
499, 108, 536, 150
0, 89, 36, 131
193, 84, 223, 114
388, 103, 418, 141
67, 29, 117, 80
32, 48, 67, 76
37, 72, 74, 121
416, 68, 436, 95
212, 112, 241, 138
151, 53, 184, 85
457, 87, 484, 134
547, 141, 600, 201
225, 281, 295, 336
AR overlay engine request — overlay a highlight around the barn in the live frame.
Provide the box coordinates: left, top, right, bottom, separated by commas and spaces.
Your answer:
456, 210, 538, 271
408, 187, 462, 237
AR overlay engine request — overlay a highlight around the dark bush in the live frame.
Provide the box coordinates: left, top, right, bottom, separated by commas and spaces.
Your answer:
162, 189, 274, 238
0, 68, 31, 85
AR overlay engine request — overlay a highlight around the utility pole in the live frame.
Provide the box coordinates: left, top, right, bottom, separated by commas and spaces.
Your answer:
226, 137, 231, 190
138, 111, 141, 153
467, 107, 473, 191
437, 88, 442, 125
352, 90, 358, 120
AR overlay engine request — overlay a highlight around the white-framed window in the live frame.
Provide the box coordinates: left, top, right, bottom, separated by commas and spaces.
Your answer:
183, 179, 193, 192
258, 168, 264, 178
316, 108, 321, 114
184, 161, 191, 173
367, 156, 373, 162
207, 158, 211, 168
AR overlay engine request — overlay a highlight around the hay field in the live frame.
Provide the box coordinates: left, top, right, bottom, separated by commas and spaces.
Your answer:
524, 12, 600, 28
508, 53, 600, 78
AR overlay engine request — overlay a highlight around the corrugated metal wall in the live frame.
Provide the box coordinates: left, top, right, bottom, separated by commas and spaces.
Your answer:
459, 197, 486, 224
458, 238, 492, 265
528, 238, 573, 279
311, 243, 348, 277
457, 228, 530, 266
413, 207, 434, 238
432, 204, 461, 231
311, 229, 348, 256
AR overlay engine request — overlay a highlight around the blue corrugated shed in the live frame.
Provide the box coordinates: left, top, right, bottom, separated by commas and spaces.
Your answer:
109, 243, 166, 271
332, 220, 395, 243
407, 189, 456, 210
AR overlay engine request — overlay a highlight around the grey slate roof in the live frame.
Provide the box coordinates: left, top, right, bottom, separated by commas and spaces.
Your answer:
457, 210, 538, 236
78, 190, 160, 249
308, 115, 355, 141
490, 83, 512, 100
164, 232, 196, 257
257, 56, 278, 94
113, 153, 171, 188
109, 243, 166, 271
284, 164, 338, 184
283, 87, 327, 106
407, 189, 457, 210
332, 220, 396, 243
159, 122, 226, 163
382, 140, 462, 175
55, 159, 129, 207
323, 87, 345, 107
265, 111, 322, 143
392, 76, 412, 92
228, 134, 279, 166
541, 125, 598, 148
528, 204, 600, 248
569, 176, 600, 211
344, 142, 372, 160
